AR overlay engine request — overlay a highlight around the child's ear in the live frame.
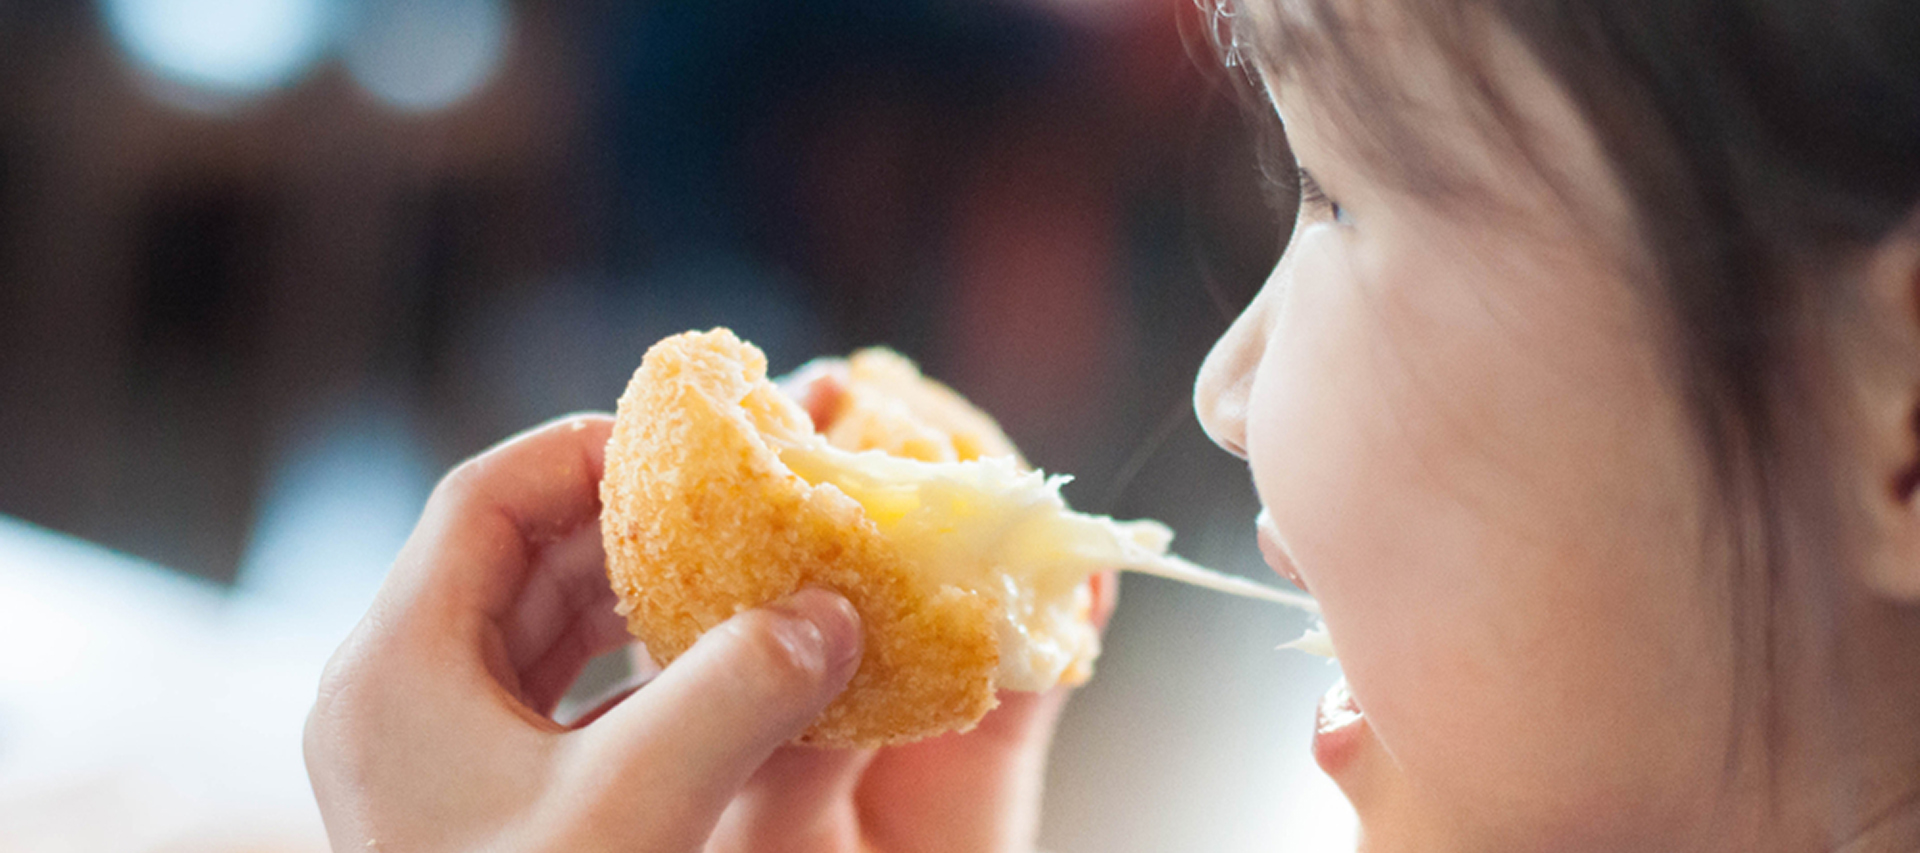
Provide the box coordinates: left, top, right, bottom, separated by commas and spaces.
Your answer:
1848, 215, 1920, 602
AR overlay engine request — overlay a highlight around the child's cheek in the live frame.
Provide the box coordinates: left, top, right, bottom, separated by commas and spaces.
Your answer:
1247, 225, 1457, 693
1247, 223, 1496, 819
1255, 215, 1739, 848
1250, 240, 1488, 726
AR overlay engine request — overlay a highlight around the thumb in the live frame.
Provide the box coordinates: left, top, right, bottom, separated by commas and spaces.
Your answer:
563, 588, 863, 848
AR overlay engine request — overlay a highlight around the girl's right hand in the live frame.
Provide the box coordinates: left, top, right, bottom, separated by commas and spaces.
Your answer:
303, 414, 870, 851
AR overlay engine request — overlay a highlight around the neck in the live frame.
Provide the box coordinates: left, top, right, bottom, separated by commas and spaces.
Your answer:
1834, 796, 1920, 853
1761, 588, 1920, 852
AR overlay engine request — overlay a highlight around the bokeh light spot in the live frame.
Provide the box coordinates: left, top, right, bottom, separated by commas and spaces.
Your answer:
102, 0, 331, 108
341, 0, 512, 113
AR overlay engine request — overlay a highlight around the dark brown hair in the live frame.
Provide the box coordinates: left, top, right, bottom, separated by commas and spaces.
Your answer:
1214, 0, 1920, 837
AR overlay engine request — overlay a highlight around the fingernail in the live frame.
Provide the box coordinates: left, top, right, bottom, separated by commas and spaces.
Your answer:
772, 588, 862, 671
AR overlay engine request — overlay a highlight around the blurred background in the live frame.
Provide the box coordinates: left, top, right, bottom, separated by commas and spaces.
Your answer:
0, 0, 1353, 850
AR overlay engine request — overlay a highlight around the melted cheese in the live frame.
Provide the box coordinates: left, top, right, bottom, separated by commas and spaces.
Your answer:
1281, 624, 1336, 658
775, 437, 1328, 687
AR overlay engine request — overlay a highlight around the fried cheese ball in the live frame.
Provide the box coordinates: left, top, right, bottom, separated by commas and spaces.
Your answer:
600, 329, 1098, 746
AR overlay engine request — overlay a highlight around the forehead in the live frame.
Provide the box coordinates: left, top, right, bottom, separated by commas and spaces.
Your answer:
1242, 0, 1631, 241
1239, 0, 1422, 84
1244, 0, 1484, 193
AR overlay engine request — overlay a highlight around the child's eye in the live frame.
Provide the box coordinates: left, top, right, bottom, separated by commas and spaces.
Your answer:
1298, 168, 1350, 225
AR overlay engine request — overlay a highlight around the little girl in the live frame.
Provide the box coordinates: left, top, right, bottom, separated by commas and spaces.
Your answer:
303, 1, 1920, 850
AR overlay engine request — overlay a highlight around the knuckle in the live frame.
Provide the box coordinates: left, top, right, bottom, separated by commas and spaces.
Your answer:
305, 627, 396, 752
431, 455, 489, 509
307, 645, 366, 740
304, 652, 365, 776
304, 633, 417, 788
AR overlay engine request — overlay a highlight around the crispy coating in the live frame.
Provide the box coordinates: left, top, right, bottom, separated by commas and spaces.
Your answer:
601, 329, 1042, 746
818, 347, 1022, 465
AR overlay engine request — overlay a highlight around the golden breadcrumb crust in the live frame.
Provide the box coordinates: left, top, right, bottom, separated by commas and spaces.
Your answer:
601, 328, 1037, 746
820, 347, 1022, 465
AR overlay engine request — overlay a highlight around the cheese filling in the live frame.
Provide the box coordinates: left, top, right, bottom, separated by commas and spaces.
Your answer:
774, 437, 1328, 688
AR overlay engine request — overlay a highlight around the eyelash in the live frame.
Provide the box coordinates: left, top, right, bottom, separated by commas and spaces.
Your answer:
1297, 168, 1348, 224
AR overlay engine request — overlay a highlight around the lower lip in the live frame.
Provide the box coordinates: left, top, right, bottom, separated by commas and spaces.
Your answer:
1312, 678, 1367, 775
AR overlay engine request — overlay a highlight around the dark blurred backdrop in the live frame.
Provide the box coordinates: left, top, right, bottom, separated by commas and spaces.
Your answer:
0, 0, 1277, 583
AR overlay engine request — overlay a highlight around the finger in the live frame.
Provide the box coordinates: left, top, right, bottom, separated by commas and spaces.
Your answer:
861, 570, 1119, 780
559, 588, 863, 847
367, 415, 613, 680
1089, 569, 1120, 629
866, 574, 1112, 773
307, 415, 628, 850
397, 414, 613, 625
503, 523, 630, 716
708, 746, 877, 852
855, 687, 1068, 853
777, 360, 850, 430
856, 570, 1119, 851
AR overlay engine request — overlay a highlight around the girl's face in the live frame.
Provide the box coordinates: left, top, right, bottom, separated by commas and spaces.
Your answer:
1196, 16, 1748, 852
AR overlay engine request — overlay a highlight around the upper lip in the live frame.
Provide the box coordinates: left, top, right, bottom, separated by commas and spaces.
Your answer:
1255, 509, 1311, 596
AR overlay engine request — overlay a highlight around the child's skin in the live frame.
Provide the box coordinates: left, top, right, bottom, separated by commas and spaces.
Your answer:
308, 3, 1920, 853
1195, 5, 1920, 852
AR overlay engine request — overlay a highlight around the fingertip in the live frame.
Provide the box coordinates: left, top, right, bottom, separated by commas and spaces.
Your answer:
766, 587, 864, 677
585, 589, 863, 758
558, 590, 865, 835
544, 412, 617, 474
1089, 570, 1121, 631
779, 361, 852, 431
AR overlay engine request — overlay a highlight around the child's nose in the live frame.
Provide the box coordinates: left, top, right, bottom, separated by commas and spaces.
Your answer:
1193, 296, 1270, 461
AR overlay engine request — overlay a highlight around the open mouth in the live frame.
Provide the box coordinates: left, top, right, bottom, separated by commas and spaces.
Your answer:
1254, 509, 1363, 774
